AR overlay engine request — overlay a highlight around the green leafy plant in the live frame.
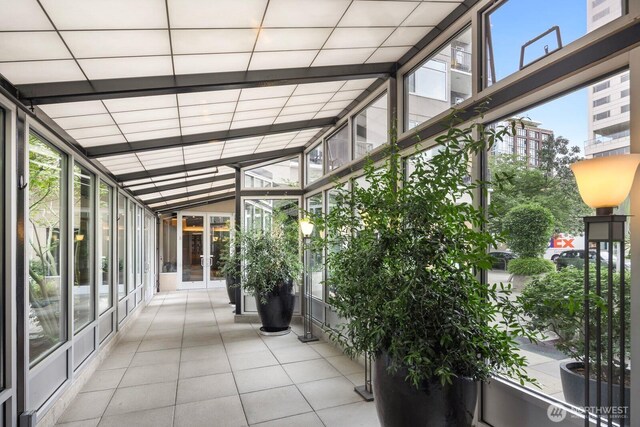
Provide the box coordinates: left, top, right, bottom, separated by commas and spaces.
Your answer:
520, 267, 630, 382
312, 110, 540, 388
237, 225, 302, 305
507, 257, 555, 276
219, 237, 239, 281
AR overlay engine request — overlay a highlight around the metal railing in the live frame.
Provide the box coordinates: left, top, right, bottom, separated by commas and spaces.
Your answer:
451, 47, 472, 73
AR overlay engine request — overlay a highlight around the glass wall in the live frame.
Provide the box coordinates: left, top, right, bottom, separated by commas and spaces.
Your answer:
127, 200, 135, 293
244, 157, 300, 188
485, 71, 629, 415
405, 27, 471, 130
0, 108, 3, 388
98, 181, 112, 314
354, 94, 388, 159
306, 143, 323, 184
306, 193, 324, 300
28, 133, 66, 364
117, 194, 126, 300
162, 216, 177, 272
136, 205, 142, 288
72, 163, 94, 333
484, 0, 624, 87
326, 125, 349, 171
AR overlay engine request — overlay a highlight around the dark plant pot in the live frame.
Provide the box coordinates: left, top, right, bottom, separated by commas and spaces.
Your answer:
255, 279, 295, 332
225, 273, 237, 305
560, 361, 630, 410
374, 353, 477, 427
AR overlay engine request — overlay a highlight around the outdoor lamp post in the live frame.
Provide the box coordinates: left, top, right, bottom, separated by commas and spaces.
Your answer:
299, 218, 319, 343
570, 154, 640, 427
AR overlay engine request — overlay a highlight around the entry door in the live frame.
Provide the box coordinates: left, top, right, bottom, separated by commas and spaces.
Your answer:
178, 213, 206, 289
207, 214, 232, 287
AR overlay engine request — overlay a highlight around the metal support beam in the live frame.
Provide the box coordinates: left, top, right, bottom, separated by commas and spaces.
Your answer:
116, 146, 304, 182
131, 172, 235, 196
87, 117, 336, 158
17, 63, 395, 106
154, 193, 235, 213
143, 183, 235, 206
239, 188, 304, 197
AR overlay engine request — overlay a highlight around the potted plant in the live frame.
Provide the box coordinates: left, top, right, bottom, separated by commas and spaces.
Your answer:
220, 239, 239, 305
520, 266, 630, 407
238, 221, 302, 333
314, 112, 539, 427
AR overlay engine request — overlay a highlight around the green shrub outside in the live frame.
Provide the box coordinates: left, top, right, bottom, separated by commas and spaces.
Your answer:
507, 257, 555, 276
503, 203, 554, 258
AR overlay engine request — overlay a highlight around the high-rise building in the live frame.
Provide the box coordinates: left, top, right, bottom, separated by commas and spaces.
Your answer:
490, 119, 554, 167
586, 0, 629, 158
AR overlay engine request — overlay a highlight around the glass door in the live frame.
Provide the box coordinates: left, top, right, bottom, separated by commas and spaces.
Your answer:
178, 213, 206, 289
208, 215, 232, 288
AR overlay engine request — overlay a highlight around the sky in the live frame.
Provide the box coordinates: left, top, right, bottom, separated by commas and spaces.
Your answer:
489, 0, 589, 150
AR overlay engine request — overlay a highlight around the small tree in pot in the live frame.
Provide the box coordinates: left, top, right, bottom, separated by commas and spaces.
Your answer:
238, 218, 302, 333
314, 112, 540, 427
220, 239, 239, 305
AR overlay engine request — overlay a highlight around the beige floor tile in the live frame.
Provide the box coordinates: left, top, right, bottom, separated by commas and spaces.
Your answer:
325, 355, 364, 376
179, 357, 231, 378
130, 348, 181, 367
97, 406, 174, 427
251, 412, 324, 427
282, 358, 341, 384
104, 381, 177, 416
240, 385, 312, 425
176, 372, 238, 404
271, 345, 321, 364
234, 365, 292, 394
225, 340, 270, 356
174, 395, 247, 427
119, 362, 179, 387
98, 352, 134, 370
316, 401, 381, 427
58, 390, 114, 423
110, 341, 139, 354
82, 368, 126, 392
55, 418, 100, 427
180, 343, 226, 362
308, 342, 344, 358
228, 350, 279, 371
298, 376, 363, 411
137, 337, 182, 352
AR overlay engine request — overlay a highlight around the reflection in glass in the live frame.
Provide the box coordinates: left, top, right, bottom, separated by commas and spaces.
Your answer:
182, 215, 204, 283
98, 181, 112, 314
73, 163, 94, 332
306, 144, 324, 184
306, 194, 324, 300
117, 194, 126, 300
406, 28, 471, 130
162, 216, 177, 272
244, 157, 300, 188
354, 94, 388, 159
209, 216, 231, 281
128, 200, 135, 293
327, 126, 349, 171
28, 134, 66, 364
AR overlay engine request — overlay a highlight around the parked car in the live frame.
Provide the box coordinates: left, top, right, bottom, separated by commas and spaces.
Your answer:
489, 251, 517, 270
555, 250, 624, 271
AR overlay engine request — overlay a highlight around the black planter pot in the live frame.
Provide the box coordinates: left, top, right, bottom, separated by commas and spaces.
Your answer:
255, 279, 295, 333
560, 361, 630, 410
374, 353, 477, 427
225, 274, 237, 305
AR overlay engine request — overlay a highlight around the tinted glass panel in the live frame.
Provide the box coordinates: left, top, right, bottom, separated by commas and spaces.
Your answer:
306, 144, 323, 184
117, 194, 126, 300
73, 163, 94, 332
326, 126, 349, 171
244, 157, 300, 188
354, 94, 388, 159
98, 181, 112, 314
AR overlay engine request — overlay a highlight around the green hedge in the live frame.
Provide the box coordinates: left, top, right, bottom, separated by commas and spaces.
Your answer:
507, 257, 555, 276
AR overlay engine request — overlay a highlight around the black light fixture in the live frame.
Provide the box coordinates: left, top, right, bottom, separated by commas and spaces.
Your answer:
571, 154, 640, 426
298, 217, 319, 343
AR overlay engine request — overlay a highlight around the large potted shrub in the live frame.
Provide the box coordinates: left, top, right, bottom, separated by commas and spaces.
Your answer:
238, 225, 302, 333
520, 267, 630, 407
315, 113, 539, 427
503, 203, 555, 291
220, 240, 239, 305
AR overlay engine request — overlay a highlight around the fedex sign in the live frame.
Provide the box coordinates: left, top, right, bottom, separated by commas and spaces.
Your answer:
549, 237, 575, 249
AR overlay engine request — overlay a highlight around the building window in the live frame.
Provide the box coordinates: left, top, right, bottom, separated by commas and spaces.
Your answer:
244, 157, 300, 188
621, 88, 630, 98
306, 143, 323, 184
592, 7, 610, 22
592, 96, 610, 107
73, 163, 94, 333
117, 194, 126, 300
621, 104, 630, 113
592, 0, 607, 6
593, 81, 610, 92
98, 181, 112, 314
593, 111, 610, 121
621, 73, 629, 83
354, 94, 388, 159
406, 27, 471, 130
28, 133, 67, 365
326, 125, 349, 171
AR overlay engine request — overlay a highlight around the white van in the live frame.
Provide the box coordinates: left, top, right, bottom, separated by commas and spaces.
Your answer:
544, 233, 585, 261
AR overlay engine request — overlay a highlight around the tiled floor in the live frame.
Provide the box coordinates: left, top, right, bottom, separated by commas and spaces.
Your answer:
55, 289, 380, 427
